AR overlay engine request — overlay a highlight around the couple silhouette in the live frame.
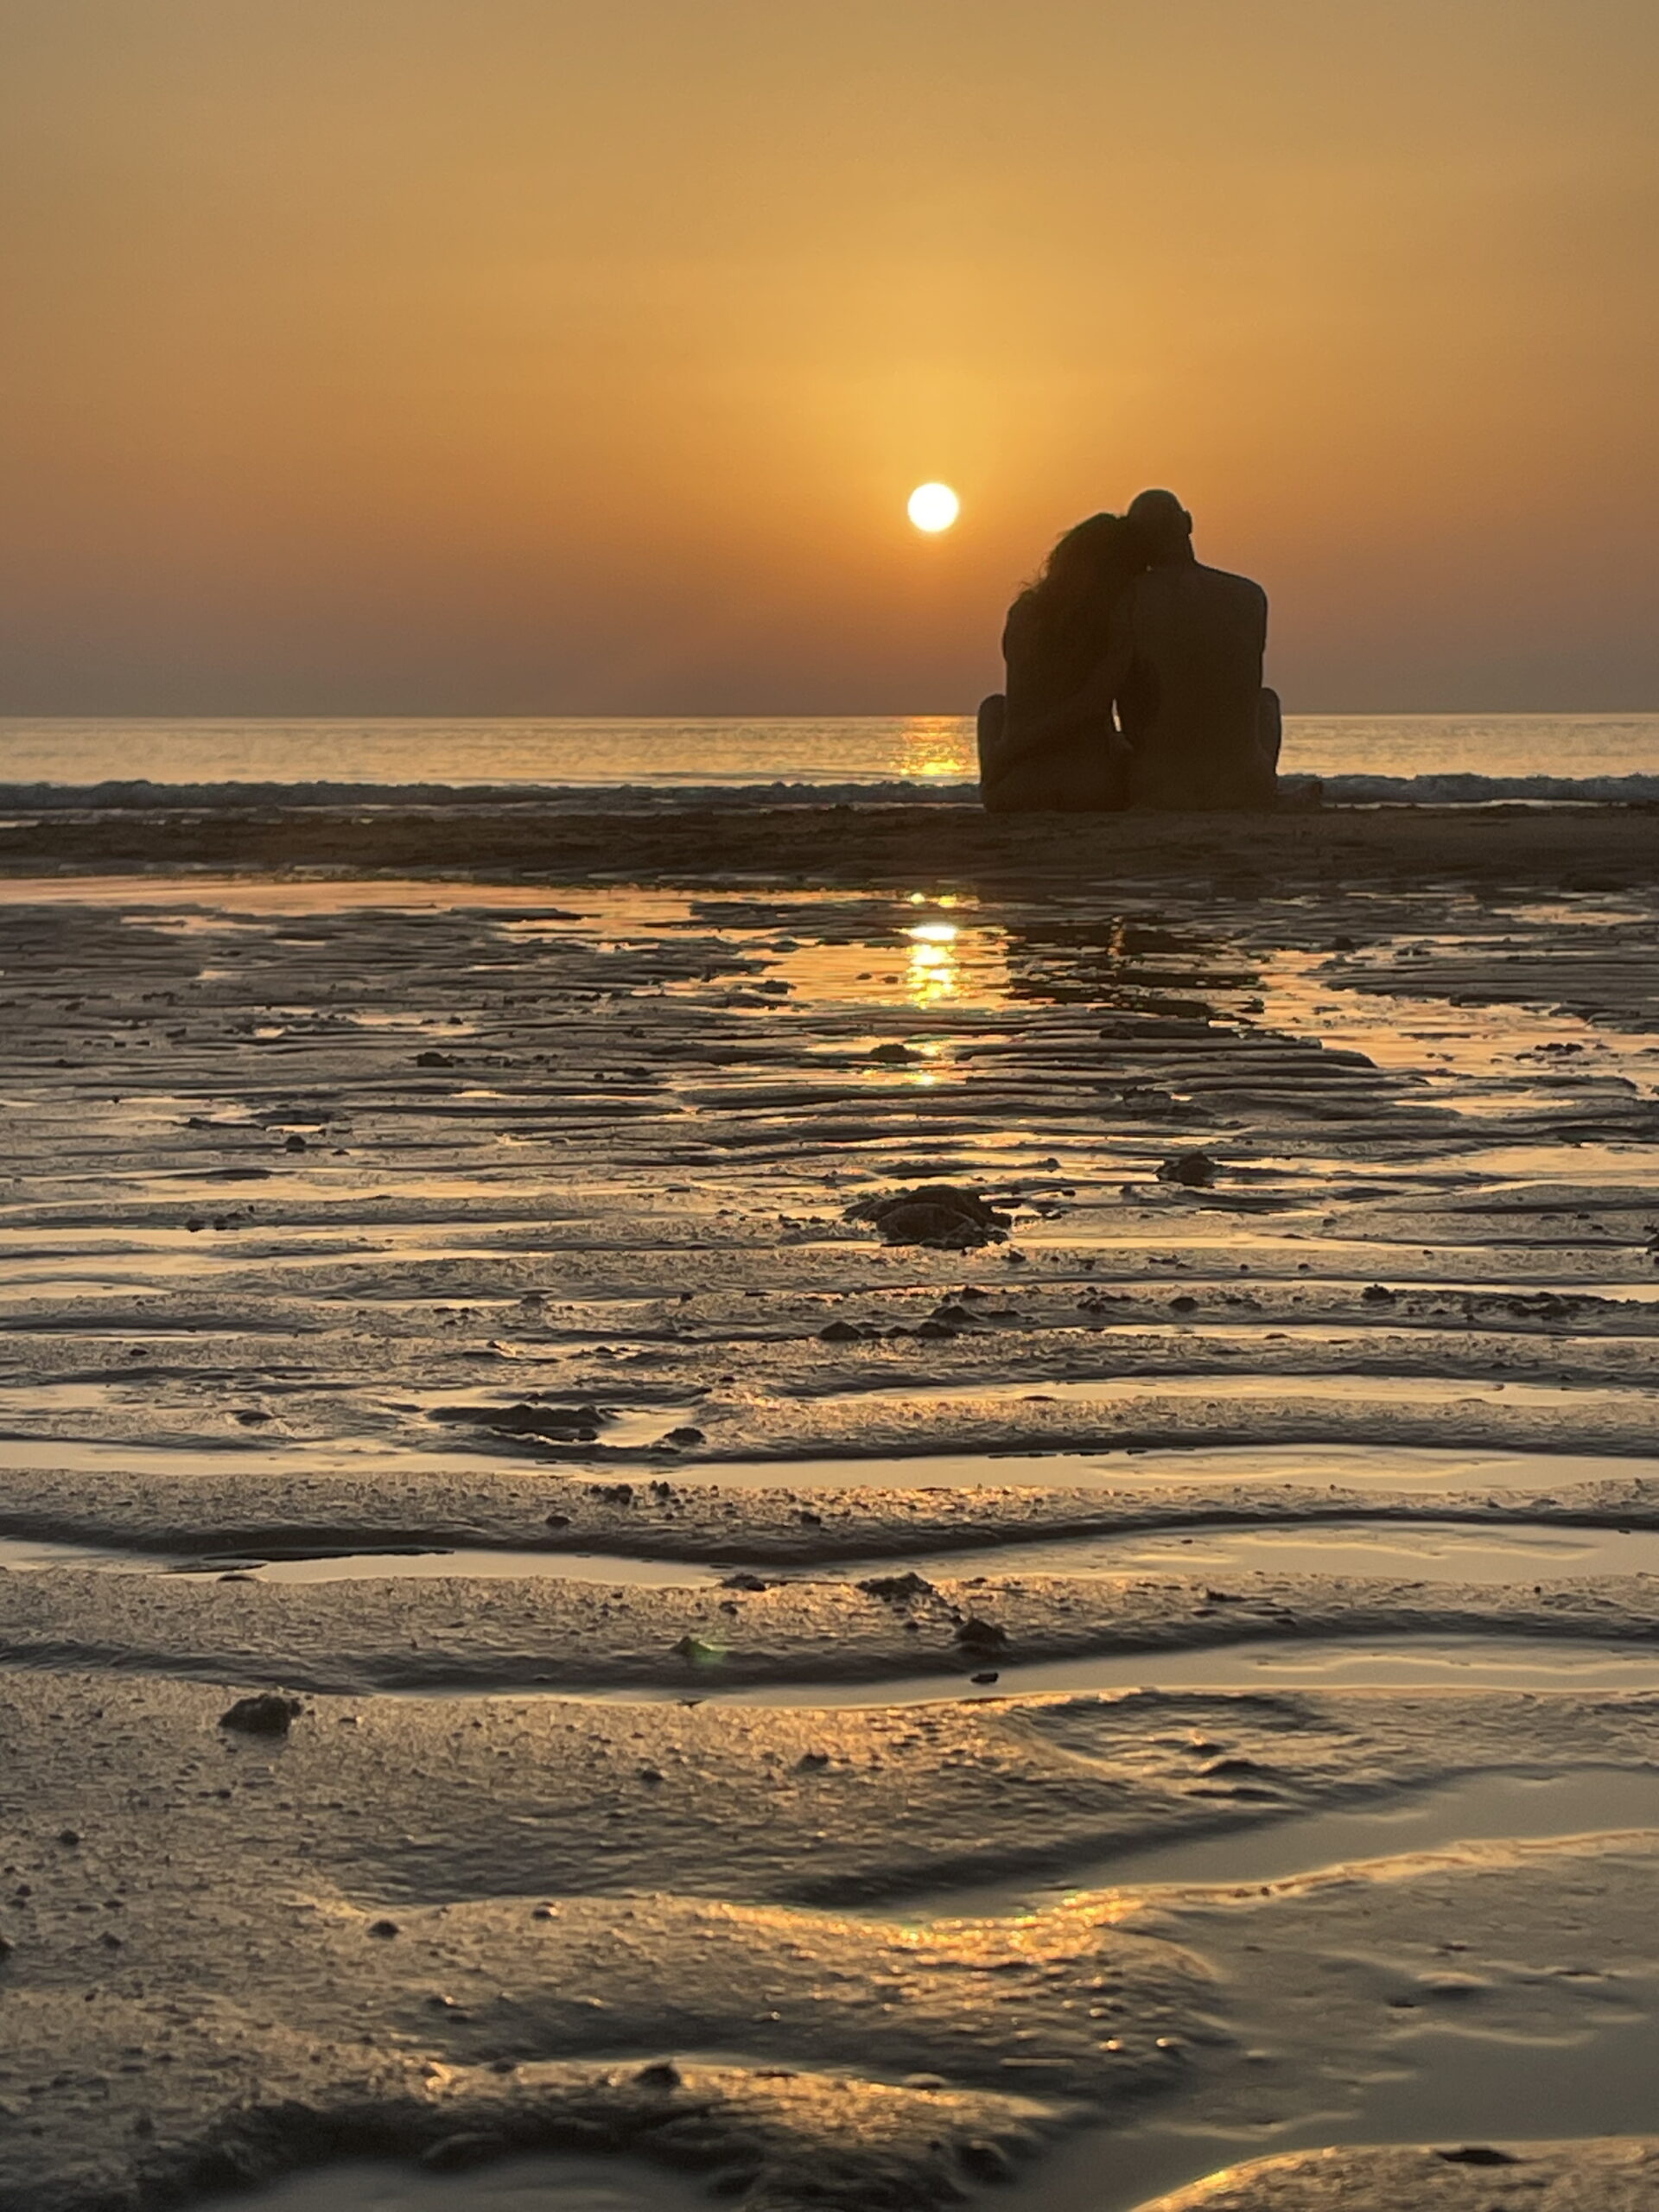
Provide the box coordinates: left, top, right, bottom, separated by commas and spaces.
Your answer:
977, 488, 1281, 812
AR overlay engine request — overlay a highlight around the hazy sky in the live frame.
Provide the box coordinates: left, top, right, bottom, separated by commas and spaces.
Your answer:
3, 0, 1656, 714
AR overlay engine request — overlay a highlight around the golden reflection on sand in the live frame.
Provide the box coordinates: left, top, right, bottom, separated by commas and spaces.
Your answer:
767, 894, 1008, 1019
906, 917, 962, 1007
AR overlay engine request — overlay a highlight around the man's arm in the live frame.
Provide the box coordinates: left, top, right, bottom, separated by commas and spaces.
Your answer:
1220, 572, 1268, 659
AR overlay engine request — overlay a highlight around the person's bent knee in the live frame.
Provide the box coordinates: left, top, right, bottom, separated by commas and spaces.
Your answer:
976, 693, 1011, 807
1256, 686, 1282, 772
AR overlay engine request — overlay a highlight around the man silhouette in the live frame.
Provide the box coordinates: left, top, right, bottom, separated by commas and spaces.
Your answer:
1105, 489, 1281, 809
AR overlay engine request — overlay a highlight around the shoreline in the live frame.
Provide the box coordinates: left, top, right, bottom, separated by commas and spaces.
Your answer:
2, 798, 1657, 893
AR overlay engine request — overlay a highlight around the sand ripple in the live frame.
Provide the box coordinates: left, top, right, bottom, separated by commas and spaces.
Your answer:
3, 837, 1659, 2206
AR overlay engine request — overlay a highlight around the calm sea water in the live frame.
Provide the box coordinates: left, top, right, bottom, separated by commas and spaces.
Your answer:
3, 713, 1657, 790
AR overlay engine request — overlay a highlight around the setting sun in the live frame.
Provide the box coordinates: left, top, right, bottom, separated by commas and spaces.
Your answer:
906, 482, 960, 534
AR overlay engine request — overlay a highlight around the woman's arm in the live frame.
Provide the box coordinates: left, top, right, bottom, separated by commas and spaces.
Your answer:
1002, 611, 1135, 760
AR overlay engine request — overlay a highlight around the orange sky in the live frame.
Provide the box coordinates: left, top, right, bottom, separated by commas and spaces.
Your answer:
3, 0, 1656, 714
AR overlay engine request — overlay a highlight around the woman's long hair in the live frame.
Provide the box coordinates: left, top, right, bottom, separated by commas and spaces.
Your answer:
1006, 512, 1145, 697
1015, 512, 1139, 632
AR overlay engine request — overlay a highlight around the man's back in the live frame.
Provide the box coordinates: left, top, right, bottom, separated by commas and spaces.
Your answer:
1112, 559, 1272, 808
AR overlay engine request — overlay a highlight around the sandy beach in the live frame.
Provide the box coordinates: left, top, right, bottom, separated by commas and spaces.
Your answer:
3, 798, 1659, 2210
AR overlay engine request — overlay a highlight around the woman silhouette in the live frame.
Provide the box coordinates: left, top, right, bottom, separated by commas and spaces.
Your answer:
976, 512, 1147, 812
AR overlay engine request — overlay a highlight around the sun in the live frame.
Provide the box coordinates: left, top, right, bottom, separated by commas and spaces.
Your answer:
907, 481, 960, 533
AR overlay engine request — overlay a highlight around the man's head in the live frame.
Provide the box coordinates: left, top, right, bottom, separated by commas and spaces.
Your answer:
1127, 488, 1193, 563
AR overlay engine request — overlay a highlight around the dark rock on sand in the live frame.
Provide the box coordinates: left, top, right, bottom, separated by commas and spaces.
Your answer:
1157, 1151, 1219, 1188
845, 1185, 1012, 1249
955, 1617, 1009, 1654
219, 1692, 305, 1737
859, 1573, 935, 1604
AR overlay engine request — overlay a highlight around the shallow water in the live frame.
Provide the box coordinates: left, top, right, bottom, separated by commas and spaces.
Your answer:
672, 1443, 1659, 1491
9, 1516, 1658, 1591
857, 1518, 1659, 1587
0, 1537, 730, 1587
183, 1548, 727, 1588
1016, 2010, 1659, 2212
781, 1370, 1658, 1415
913, 1765, 1659, 1920
0, 1433, 552, 1479
696, 1638, 1659, 1708
188, 2153, 710, 2212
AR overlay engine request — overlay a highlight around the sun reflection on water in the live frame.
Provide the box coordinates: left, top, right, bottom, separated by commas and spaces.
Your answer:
895, 717, 976, 782
906, 919, 961, 1007
765, 892, 1008, 1020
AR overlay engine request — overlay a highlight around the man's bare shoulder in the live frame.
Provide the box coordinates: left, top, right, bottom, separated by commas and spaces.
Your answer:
1194, 563, 1268, 607
1128, 563, 1266, 609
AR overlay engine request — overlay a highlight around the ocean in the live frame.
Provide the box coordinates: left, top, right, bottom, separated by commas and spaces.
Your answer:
3, 711, 1658, 804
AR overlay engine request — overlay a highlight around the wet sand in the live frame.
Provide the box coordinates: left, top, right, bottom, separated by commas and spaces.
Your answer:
3, 791, 1659, 902
3, 803, 1659, 2209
